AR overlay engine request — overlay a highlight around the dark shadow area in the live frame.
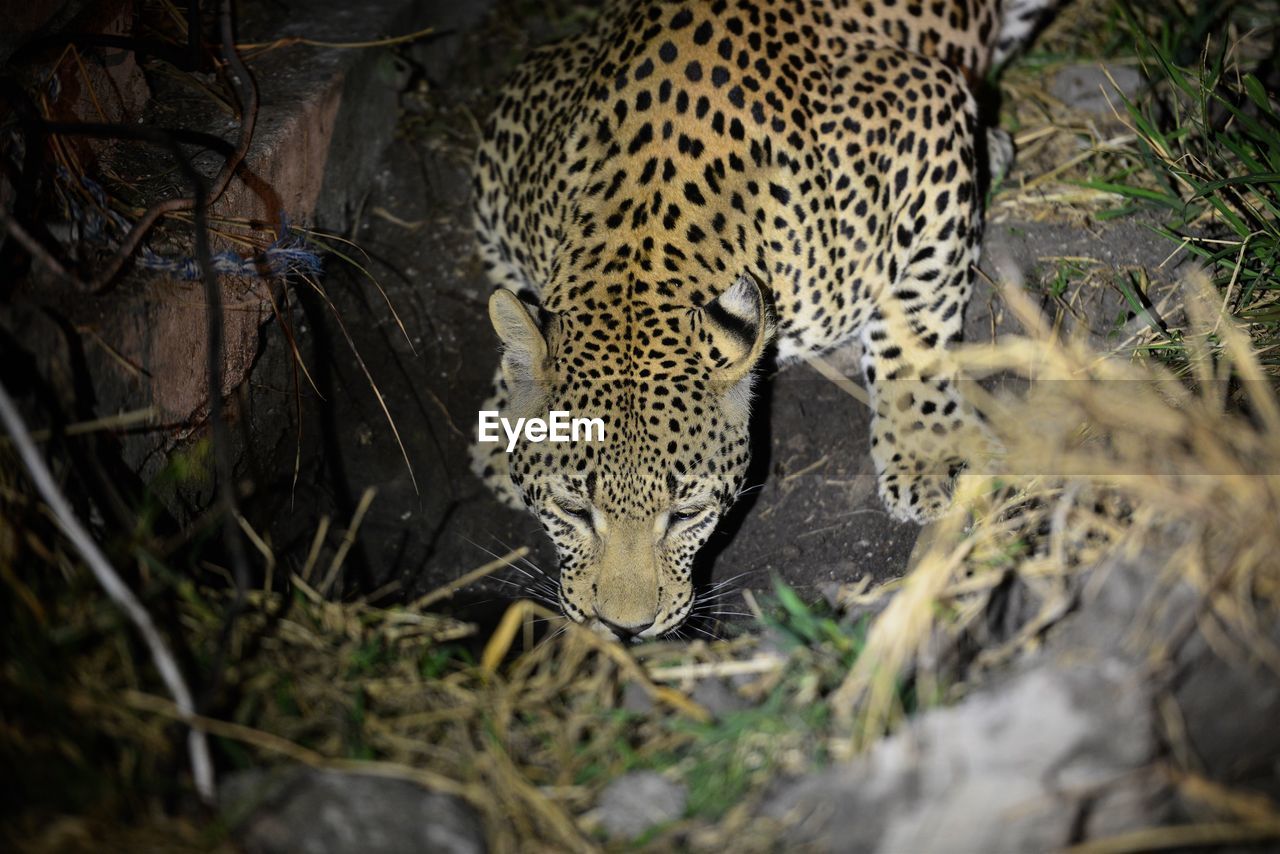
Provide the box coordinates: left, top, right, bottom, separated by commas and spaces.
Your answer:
691, 345, 778, 595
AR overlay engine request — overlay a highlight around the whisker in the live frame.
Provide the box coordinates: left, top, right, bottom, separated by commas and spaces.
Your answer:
490, 535, 551, 571
683, 622, 719, 640
460, 534, 507, 556
514, 560, 550, 581
488, 574, 558, 597
694, 590, 750, 606
694, 591, 750, 611
466, 535, 553, 580
461, 536, 532, 571
504, 564, 547, 583
459, 535, 565, 610
503, 578, 560, 601
695, 588, 744, 605
451, 594, 513, 609
703, 567, 767, 591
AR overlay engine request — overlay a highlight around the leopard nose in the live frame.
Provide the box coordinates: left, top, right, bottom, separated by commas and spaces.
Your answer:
598, 616, 654, 642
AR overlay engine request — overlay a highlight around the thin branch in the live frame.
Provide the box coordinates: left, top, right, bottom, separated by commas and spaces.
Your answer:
83, 0, 258, 294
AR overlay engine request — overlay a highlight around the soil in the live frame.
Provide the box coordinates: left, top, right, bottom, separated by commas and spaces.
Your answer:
233, 2, 1186, 629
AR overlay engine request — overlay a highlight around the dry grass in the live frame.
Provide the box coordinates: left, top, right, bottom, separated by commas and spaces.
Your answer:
7, 266, 1280, 852
6, 1, 1280, 850
1, 507, 798, 851
832, 271, 1280, 754
992, 0, 1149, 223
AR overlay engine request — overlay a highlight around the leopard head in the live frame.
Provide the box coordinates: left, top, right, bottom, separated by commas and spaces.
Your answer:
489, 274, 771, 640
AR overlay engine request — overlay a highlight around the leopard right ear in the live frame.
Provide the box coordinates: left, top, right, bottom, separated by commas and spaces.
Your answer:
700, 274, 773, 390
489, 289, 554, 412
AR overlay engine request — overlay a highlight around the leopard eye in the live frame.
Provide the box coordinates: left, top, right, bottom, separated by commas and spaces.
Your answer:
666, 505, 711, 532
553, 498, 593, 524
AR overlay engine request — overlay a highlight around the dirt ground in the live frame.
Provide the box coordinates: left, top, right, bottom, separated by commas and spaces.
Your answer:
234, 3, 1185, 628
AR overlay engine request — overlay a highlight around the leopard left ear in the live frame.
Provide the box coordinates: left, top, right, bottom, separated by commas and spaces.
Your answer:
490, 289, 555, 414
700, 274, 772, 389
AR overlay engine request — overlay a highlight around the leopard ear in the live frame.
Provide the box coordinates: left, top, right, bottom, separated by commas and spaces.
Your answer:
489, 289, 554, 412
700, 274, 772, 389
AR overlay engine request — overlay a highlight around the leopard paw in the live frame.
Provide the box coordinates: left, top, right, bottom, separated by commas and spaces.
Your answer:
876, 464, 957, 523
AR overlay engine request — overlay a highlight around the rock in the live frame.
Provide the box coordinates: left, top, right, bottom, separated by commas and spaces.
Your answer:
692, 677, 753, 716
765, 658, 1159, 852
595, 771, 687, 839
1175, 627, 1280, 799
1051, 63, 1144, 114
622, 679, 655, 714
759, 544, 1249, 851
221, 767, 485, 854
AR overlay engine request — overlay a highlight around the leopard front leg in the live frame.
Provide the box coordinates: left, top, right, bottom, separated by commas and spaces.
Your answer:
858, 112, 994, 520
860, 290, 988, 522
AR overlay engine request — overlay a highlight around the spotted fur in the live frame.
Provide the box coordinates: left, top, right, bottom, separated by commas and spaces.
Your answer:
470, 0, 1056, 638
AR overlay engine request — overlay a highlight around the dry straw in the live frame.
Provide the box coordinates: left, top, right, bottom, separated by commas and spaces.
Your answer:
7, 1, 1280, 842
834, 267, 1280, 729
8, 257, 1280, 851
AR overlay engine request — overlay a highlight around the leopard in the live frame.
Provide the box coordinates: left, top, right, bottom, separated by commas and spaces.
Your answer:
469, 0, 1057, 640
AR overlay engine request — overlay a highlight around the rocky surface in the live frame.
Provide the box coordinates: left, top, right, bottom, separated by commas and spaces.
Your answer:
222, 768, 485, 854
759, 538, 1280, 851
1051, 62, 1145, 115
593, 771, 688, 840
766, 661, 1160, 852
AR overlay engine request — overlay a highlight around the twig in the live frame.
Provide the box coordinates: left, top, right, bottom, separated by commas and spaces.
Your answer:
120, 689, 473, 800
780, 452, 831, 483
370, 206, 426, 231
0, 210, 74, 281
236, 514, 276, 592
649, 656, 786, 682
0, 379, 215, 803
296, 272, 420, 493
410, 546, 531, 611
0, 406, 157, 445
300, 516, 332, 585
480, 600, 712, 723
318, 487, 378, 596
805, 355, 872, 408
237, 24, 436, 54
84, 0, 259, 293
